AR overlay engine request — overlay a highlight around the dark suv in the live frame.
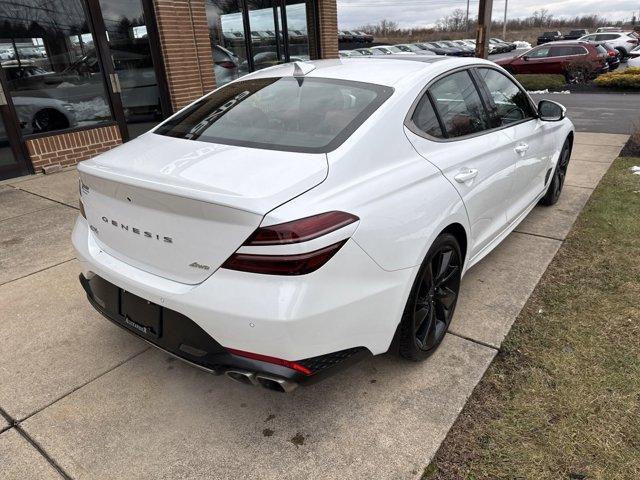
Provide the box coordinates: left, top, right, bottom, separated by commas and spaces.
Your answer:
537, 31, 564, 45
496, 41, 609, 80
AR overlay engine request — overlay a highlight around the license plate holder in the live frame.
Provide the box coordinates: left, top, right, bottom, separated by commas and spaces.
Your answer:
120, 290, 162, 339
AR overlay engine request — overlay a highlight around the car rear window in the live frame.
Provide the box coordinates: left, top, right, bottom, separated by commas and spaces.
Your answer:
155, 77, 393, 153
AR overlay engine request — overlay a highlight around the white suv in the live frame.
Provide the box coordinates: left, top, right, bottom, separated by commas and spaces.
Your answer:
579, 31, 640, 59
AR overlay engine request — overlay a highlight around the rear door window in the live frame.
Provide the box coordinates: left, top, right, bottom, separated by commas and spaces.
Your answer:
428, 71, 490, 138
527, 46, 551, 58
411, 94, 444, 138
155, 77, 393, 153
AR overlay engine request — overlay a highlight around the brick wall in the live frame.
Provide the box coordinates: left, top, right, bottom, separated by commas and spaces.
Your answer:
25, 125, 122, 173
152, 0, 216, 111
317, 0, 339, 59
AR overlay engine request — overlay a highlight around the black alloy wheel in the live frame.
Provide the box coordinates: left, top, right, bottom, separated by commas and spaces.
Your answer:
398, 233, 462, 361
540, 137, 572, 206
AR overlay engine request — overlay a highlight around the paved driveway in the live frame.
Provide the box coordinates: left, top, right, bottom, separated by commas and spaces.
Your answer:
0, 132, 628, 479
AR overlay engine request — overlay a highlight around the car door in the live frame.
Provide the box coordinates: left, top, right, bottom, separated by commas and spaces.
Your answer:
404, 69, 515, 260
519, 45, 553, 74
474, 67, 552, 222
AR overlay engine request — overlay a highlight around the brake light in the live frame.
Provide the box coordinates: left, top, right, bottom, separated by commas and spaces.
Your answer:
226, 348, 312, 375
608, 51, 617, 57
222, 240, 347, 275
216, 60, 236, 69
243, 211, 358, 246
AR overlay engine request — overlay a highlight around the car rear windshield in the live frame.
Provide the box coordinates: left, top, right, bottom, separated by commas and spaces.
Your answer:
154, 77, 393, 153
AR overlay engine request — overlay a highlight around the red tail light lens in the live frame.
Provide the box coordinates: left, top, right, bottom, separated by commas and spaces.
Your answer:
222, 240, 347, 276
243, 211, 358, 246
226, 348, 312, 375
216, 60, 236, 69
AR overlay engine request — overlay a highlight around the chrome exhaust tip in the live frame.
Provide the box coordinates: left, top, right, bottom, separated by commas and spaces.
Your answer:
225, 370, 257, 386
256, 374, 298, 393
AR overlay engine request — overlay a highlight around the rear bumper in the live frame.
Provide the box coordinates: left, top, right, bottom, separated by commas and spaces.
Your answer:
72, 217, 415, 377
79, 273, 370, 386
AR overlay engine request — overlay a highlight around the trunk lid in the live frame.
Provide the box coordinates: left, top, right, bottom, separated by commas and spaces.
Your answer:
79, 133, 327, 284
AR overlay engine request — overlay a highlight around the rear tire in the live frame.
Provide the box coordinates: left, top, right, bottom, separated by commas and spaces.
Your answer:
540, 137, 572, 206
397, 234, 462, 362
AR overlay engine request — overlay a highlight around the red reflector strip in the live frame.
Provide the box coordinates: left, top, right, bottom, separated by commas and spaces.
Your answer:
222, 240, 347, 276
226, 348, 312, 375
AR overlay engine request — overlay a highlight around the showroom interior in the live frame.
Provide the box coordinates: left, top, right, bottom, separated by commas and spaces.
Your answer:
0, 0, 338, 180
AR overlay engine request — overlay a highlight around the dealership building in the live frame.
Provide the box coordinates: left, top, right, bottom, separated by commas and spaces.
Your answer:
0, 0, 339, 180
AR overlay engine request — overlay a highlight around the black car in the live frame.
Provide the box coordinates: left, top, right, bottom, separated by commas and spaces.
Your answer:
439, 40, 475, 56
354, 30, 374, 43
338, 31, 354, 42
491, 38, 516, 51
537, 31, 564, 45
414, 42, 446, 55
564, 29, 589, 40
598, 41, 621, 70
427, 41, 468, 56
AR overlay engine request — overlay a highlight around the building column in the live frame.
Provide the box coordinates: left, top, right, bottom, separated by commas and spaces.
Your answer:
152, 0, 216, 111
316, 0, 339, 59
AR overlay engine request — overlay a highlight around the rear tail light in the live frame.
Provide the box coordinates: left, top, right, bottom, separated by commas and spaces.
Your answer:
222, 211, 358, 275
226, 348, 312, 375
222, 240, 347, 276
216, 60, 236, 69
243, 211, 358, 246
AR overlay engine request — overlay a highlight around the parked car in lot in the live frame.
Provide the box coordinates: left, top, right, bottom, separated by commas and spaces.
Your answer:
339, 49, 364, 57
395, 43, 435, 55
440, 40, 475, 55
491, 38, 517, 51
563, 29, 589, 40
370, 45, 414, 55
338, 31, 354, 42
413, 42, 446, 55
463, 38, 497, 54
353, 30, 374, 43
598, 42, 621, 70
537, 31, 564, 45
354, 48, 374, 56
213, 45, 239, 86
73, 56, 574, 391
496, 41, 609, 80
579, 31, 639, 61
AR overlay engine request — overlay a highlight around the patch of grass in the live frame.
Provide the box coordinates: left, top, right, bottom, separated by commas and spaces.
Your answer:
427, 157, 640, 480
514, 74, 567, 92
595, 67, 640, 90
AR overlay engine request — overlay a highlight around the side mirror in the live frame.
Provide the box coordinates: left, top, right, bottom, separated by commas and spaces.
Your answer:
538, 100, 566, 122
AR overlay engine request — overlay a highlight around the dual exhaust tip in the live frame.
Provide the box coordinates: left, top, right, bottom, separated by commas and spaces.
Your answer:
225, 370, 298, 393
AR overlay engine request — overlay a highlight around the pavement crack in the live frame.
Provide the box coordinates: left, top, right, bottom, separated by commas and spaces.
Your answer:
17, 347, 151, 424
0, 258, 77, 287
447, 331, 499, 351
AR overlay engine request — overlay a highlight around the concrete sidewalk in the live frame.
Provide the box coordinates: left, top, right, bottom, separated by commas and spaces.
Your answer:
0, 132, 628, 479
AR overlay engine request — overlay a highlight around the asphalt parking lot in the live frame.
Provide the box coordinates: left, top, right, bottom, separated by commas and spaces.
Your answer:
0, 131, 628, 479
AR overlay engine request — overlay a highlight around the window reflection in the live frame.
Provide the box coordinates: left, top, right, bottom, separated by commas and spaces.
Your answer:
0, 1, 113, 135
206, 0, 246, 86
99, 0, 164, 138
205, 0, 313, 87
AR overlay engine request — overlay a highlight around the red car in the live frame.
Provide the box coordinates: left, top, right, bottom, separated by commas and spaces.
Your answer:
496, 41, 609, 80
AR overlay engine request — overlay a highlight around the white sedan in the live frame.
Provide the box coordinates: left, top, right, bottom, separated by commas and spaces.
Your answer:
73, 57, 574, 392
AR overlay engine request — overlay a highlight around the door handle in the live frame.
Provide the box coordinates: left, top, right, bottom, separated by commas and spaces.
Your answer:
454, 168, 479, 183
514, 143, 529, 155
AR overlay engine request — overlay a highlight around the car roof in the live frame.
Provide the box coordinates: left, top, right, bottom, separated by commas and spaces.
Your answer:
242, 57, 481, 87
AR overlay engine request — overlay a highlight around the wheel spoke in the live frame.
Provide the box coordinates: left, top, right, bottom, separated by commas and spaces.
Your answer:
436, 286, 457, 309
437, 265, 459, 287
434, 249, 453, 284
415, 304, 435, 346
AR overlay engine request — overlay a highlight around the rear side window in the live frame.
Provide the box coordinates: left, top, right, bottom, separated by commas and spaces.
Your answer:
428, 71, 489, 138
412, 95, 444, 138
550, 46, 587, 56
477, 68, 535, 127
155, 77, 393, 153
527, 46, 551, 58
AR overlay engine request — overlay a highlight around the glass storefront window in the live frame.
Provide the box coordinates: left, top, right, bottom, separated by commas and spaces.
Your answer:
0, 1, 113, 136
205, 0, 315, 87
284, 0, 310, 61
206, 0, 247, 86
99, 0, 165, 139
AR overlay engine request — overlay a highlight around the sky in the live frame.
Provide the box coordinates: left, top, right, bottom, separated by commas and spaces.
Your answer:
337, 0, 640, 29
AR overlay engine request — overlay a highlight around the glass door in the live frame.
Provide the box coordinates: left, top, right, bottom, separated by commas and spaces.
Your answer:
0, 68, 30, 180
245, 0, 286, 71
93, 0, 171, 139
